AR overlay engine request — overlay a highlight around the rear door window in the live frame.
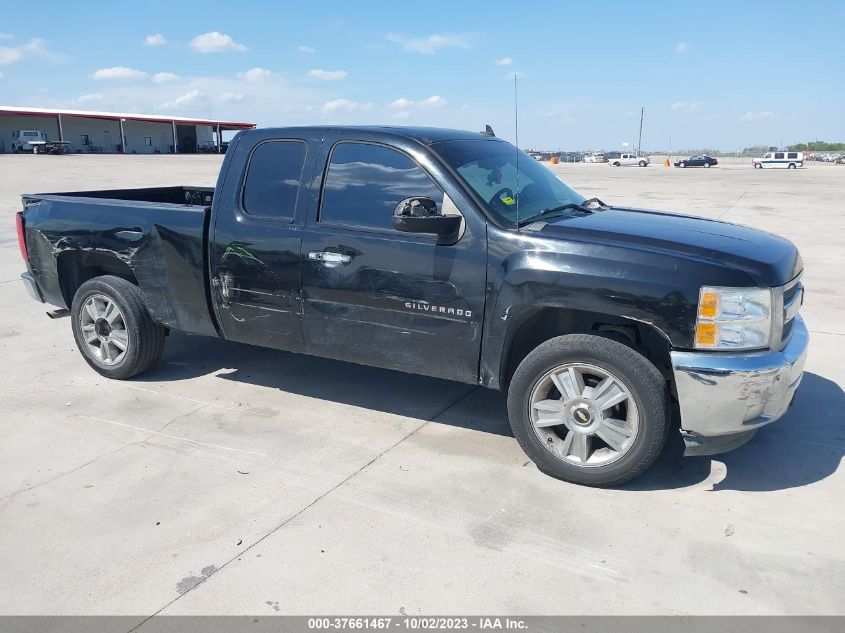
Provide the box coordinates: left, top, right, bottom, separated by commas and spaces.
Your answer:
320, 142, 444, 231
775, 152, 785, 159
242, 140, 307, 221
787, 152, 798, 159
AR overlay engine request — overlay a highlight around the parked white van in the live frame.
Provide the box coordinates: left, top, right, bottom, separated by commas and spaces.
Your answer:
753, 151, 804, 169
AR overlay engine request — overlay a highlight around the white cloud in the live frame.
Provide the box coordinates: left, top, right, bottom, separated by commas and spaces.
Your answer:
1, 38, 59, 65
144, 34, 166, 46
0, 33, 13, 40
161, 89, 205, 110
390, 98, 414, 109
495, 57, 513, 66
218, 92, 244, 103
544, 109, 576, 122
742, 111, 778, 121
308, 68, 348, 80
385, 32, 472, 55
0, 47, 19, 65
675, 42, 691, 53
74, 93, 104, 104
91, 66, 149, 80
153, 72, 179, 83
190, 32, 246, 53
671, 101, 701, 111
418, 95, 446, 108
390, 96, 446, 109
238, 67, 273, 82
323, 98, 371, 113
392, 110, 411, 120
297, 45, 316, 53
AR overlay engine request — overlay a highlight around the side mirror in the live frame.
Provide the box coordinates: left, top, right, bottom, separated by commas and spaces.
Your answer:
391, 197, 461, 237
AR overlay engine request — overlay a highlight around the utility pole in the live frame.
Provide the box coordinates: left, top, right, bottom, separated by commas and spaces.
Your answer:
637, 107, 644, 155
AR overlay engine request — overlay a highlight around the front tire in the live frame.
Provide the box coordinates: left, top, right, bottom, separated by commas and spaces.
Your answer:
71, 275, 166, 379
507, 334, 669, 487
705, 162, 711, 168
679, 162, 686, 168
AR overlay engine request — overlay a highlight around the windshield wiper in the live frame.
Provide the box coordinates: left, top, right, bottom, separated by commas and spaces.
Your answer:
517, 203, 591, 228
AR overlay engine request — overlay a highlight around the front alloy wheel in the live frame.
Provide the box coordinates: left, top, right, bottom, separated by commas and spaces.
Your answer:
507, 334, 669, 486
529, 363, 639, 467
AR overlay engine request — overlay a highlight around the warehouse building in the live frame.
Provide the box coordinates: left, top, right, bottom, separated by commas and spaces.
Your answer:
0, 106, 255, 154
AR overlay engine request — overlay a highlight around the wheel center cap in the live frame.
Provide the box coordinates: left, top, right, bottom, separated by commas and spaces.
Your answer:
95, 318, 111, 338
571, 405, 593, 426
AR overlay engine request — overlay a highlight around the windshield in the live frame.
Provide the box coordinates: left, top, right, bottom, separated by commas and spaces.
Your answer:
433, 139, 585, 227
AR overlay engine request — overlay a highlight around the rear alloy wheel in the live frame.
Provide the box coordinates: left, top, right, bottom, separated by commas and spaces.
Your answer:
507, 334, 669, 487
71, 275, 166, 379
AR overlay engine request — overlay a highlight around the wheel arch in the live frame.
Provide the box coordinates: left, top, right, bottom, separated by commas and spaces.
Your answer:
496, 306, 675, 393
57, 250, 139, 308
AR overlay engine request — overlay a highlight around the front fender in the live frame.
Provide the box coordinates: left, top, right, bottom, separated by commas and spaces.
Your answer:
479, 230, 754, 388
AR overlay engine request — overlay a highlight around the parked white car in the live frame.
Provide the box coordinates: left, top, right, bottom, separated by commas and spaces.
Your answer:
610, 153, 649, 167
753, 151, 804, 169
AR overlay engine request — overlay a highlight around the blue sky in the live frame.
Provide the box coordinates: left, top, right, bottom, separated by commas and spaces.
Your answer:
1, 0, 842, 150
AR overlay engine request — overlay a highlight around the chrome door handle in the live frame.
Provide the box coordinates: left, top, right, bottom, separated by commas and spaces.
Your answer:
308, 251, 352, 265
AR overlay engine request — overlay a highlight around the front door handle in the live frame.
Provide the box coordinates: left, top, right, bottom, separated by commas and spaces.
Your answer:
308, 251, 352, 266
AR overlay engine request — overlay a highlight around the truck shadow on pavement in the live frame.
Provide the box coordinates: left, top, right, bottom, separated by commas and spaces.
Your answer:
143, 334, 842, 492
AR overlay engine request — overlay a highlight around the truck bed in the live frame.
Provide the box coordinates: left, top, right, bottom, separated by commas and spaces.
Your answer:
36, 186, 214, 207
21, 187, 218, 338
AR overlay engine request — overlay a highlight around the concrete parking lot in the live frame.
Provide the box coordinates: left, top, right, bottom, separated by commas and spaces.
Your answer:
0, 155, 842, 619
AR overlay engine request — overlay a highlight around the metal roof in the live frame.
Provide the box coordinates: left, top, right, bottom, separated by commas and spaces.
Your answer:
0, 105, 255, 130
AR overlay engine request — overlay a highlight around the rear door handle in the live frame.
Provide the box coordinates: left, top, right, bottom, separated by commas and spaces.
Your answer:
308, 251, 352, 266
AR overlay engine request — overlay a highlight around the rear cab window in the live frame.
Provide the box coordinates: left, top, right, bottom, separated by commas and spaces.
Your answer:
242, 140, 307, 221
320, 142, 444, 231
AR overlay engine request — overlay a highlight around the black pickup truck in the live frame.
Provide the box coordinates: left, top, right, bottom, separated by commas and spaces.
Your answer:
16, 126, 807, 486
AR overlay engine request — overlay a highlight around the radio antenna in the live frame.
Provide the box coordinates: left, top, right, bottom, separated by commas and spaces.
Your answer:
514, 73, 520, 228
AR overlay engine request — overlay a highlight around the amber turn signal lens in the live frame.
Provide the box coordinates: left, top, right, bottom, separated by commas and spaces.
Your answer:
696, 322, 717, 346
699, 291, 719, 318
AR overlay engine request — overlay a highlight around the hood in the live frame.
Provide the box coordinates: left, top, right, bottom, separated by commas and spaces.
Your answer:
539, 207, 801, 287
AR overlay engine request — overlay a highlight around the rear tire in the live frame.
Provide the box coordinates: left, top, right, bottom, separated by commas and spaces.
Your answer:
507, 334, 669, 487
788, 163, 796, 169
71, 275, 165, 379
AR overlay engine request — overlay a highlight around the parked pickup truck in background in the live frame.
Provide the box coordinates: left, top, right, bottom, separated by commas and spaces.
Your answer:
17, 125, 807, 486
610, 153, 650, 167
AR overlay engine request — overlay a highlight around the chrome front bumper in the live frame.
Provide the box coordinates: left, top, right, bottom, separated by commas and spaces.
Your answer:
670, 316, 808, 456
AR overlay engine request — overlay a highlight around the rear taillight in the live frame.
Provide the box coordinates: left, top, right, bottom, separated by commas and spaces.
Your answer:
16, 212, 28, 262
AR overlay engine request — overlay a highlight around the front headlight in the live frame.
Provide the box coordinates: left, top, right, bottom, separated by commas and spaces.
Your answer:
695, 286, 773, 350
